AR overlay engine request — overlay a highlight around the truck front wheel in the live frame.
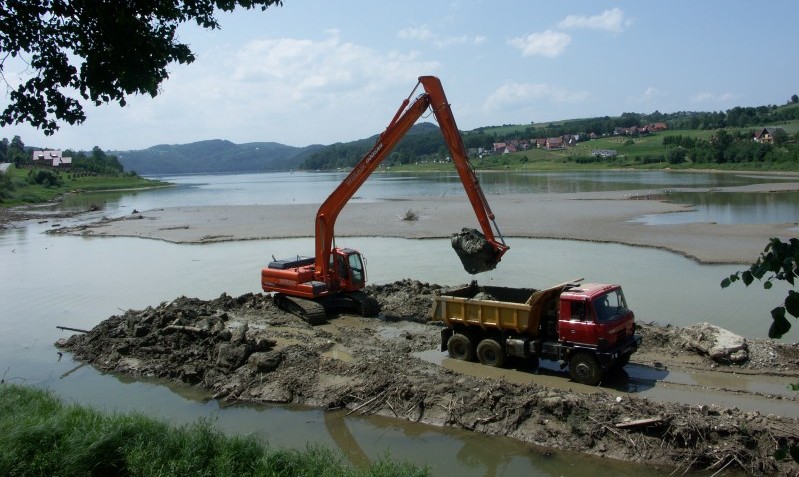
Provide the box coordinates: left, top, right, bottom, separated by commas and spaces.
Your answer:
447, 333, 475, 361
569, 353, 602, 386
476, 339, 506, 368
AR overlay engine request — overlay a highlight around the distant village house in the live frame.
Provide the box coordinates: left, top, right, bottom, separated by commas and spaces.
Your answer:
752, 127, 785, 144
32, 150, 72, 168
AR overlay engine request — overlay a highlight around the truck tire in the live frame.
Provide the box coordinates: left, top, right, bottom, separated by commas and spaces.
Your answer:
569, 353, 602, 386
447, 333, 475, 361
476, 339, 506, 368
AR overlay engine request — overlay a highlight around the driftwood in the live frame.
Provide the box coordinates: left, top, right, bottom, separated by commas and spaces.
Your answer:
164, 325, 206, 334
615, 416, 664, 429
56, 325, 90, 333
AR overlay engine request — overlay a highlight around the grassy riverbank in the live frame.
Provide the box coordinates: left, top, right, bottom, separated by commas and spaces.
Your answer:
0, 384, 425, 477
0, 165, 170, 207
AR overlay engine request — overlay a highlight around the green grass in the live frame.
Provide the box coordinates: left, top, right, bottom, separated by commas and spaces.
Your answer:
392, 126, 799, 172
0, 165, 169, 207
0, 384, 427, 477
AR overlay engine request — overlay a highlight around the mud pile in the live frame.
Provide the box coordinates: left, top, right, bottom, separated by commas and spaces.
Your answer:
451, 228, 501, 274
57, 280, 799, 476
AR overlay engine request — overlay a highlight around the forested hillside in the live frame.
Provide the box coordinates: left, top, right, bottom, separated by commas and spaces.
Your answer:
297, 122, 481, 170
115, 140, 323, 175
105, 101, 799, 174
298, 102, 799, 170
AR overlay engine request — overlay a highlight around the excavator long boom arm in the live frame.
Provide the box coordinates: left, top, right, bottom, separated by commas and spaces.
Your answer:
314, 76, 508, 280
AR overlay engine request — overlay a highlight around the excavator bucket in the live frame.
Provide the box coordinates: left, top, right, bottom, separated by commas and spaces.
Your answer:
451, 228, 501, 274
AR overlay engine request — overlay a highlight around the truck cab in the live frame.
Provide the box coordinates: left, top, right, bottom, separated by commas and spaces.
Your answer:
558, 283, 635, 349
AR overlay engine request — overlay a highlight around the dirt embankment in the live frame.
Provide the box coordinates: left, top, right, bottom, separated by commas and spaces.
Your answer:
57, 280, 799, 476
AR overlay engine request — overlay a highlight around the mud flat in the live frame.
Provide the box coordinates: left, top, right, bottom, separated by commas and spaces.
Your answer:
52, 185, 799, 264
57, 280, 799, 476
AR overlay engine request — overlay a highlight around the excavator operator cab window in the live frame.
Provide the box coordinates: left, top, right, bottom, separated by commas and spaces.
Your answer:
334, 254, 349, 280
347, 252, 365, 286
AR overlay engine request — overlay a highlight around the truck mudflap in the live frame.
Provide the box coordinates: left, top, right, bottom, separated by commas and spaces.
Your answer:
594, 334, 642, 367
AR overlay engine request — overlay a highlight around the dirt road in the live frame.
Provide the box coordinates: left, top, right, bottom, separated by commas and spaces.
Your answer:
58, 280, 799, 476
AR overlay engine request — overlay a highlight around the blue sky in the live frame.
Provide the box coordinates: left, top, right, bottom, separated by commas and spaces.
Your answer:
3, 1, 798, 151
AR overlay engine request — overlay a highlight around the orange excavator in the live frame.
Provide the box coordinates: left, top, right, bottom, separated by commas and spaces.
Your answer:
261, 76, 509, 324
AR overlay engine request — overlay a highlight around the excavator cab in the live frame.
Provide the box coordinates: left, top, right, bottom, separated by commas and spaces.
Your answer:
332, 248, 366, 292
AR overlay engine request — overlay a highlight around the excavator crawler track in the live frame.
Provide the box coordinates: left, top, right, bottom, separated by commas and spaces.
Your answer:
274, 293, 327, 325
348, 291, 381, 317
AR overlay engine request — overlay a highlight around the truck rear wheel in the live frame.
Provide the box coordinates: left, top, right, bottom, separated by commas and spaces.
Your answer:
447, 333, 475, 361
476, 339, 506, 368
569, 353, 602, 386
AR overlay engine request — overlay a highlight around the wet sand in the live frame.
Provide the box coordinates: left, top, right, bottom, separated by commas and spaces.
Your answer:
61, 184, 799, 264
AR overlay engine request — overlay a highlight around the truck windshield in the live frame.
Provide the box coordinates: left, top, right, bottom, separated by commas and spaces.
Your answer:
593, 290, 628, 323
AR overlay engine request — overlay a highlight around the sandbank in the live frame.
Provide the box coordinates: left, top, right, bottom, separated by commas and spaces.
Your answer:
57, 181, 799, 264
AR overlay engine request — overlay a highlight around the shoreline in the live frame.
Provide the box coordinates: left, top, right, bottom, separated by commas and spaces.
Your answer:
49, 181, 799, 264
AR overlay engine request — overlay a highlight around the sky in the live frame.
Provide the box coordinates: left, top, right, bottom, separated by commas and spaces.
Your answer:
2, 1, 799, 151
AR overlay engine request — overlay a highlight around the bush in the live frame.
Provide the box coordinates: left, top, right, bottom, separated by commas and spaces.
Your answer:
0, 384, 428, 477
28, 169, 63, 188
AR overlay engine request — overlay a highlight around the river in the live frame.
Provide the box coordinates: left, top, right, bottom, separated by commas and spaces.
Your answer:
3, 169, 796, 476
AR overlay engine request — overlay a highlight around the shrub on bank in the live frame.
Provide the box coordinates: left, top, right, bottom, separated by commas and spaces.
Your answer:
0, 384, 426, 477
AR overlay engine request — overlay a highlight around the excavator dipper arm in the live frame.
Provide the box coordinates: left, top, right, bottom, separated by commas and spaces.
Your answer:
314, 76, 508, 281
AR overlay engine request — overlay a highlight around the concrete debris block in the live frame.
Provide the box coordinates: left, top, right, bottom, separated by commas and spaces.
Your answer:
684, 323, 748, 364
230, 322, 249, 344
215, 343, 251, 370
247, 351, 283, 373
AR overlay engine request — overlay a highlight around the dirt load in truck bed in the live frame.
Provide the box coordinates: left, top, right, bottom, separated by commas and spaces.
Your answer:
57, 279, 799, 476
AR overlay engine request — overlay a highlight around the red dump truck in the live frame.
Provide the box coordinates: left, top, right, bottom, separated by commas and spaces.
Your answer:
432, 280, 642, 385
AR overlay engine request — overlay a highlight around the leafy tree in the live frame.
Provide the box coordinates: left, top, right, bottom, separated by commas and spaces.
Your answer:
0, 0, 284, 135
0, 138, 8, 162
721, 238, 799, 338
666, 147, 687, 164
0, 167, 13, 200
8, 135, 27, 167
773, 129, 789, 147
791, 94, 798, 104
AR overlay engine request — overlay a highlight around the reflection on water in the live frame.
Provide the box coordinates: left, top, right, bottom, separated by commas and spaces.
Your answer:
632, 190, 799, 225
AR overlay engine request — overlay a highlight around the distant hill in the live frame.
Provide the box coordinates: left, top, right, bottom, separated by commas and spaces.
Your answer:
112, 100, 799, 174
297, 122, 460, 170
114, 140, 323, 175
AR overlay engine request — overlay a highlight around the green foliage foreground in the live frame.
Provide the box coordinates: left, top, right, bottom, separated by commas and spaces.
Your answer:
0, 384, 426, 477
722, 238, 799, 338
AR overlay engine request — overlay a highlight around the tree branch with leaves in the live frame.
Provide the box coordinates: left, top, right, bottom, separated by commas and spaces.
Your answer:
0, 0, 283, 135
721, 238, 799, 338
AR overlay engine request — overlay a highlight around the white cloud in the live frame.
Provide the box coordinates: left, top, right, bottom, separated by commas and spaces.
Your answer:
508, 30, 571, 58
484, 82, 590, 110
558, 8, 631, 33
627, 86, 663, 104
29, 30, 442, 149
691, 91, 738, 103
398, 24, 480, 48
398, 25, 434, 42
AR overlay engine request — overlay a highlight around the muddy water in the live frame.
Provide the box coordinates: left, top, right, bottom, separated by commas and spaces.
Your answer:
0, 219, 777, 475
7, 170, 798, 475
413, 351, 799, 419
54, 170, 799, 226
